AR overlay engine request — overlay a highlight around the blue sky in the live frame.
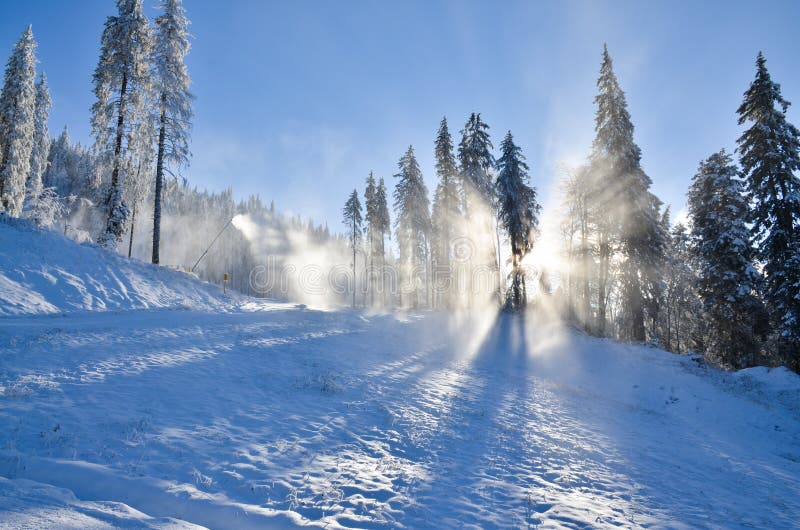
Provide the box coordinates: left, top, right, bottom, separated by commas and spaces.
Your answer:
2, 0, 799, 228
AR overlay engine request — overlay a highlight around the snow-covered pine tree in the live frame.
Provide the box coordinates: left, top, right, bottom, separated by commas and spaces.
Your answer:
688, 150, 765, 368
69, 142, 97, 202
589, 44, 663, 341
0, 26, 37, 217
736, 52, 800, 368
25, 72, 50, 208
43, 126, 95, 201
458, 112, 501, 302
375, 176, 391, 305
91, 0, 152, 248
342, 189, 363, 308
458, 112, 494, 207
495, 131, 540, 310
43, 126, 70, 192
431, 117, 460, 308
643, 199, 669, 342
151, 0, 193, 264
588, 44, 625, 335
660, 221, 700, 354
24, 73, 63, 228
394, 145, 431, 308
364, 172, 378, 306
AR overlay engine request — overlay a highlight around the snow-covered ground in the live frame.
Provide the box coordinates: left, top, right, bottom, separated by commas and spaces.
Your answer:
1, 221, 799, 529
0, 217, 239, 316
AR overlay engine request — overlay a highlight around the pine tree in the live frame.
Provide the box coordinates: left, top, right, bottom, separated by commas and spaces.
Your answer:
91, 0, 153, 247
0, 26, 37, 217
458, 112, 500, 302
589, 44, 662, 341
495, 131, 540, 309
736, 52, 800, 367
394, 145, 431, 308
44, 126, 92, 199
151, 0, 193, 264
688, 150, 765, 368
458, 112, 494, 206
375, 176, 391, 305
342, 189, 363, 308
589, 44, 626, 335
642, 198, 669, 342
431, 117, 460, 308
43, 126, 70, 192
660, 222, 700, 354
25, 71, 50, 208
364, 172, 378, 305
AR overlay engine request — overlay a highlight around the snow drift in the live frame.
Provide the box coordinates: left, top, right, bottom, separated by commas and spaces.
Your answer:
0, 217, 238, 316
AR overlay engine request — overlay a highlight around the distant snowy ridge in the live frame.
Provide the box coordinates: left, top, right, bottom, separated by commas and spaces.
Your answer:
0, 217, 238, 316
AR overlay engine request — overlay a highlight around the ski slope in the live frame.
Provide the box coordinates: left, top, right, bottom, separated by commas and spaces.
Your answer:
2, 306, 799, 528
1, 221, 799, 529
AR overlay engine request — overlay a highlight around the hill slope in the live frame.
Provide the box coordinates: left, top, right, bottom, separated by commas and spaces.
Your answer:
1, 307, 799, 528
0, 217, 238, 316
0, 220, 799, 528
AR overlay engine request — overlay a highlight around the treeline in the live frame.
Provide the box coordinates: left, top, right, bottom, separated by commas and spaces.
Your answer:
558, 48, 799, 371
0, 0, 341, 293
342, 115, 540, 312
341, 46, 800, 373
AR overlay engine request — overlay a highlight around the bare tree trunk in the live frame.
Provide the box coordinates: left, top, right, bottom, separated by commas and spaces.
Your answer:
369, 232, 374, 307
597, 230, 609, 336
494, 218, 503, 303
127, 201, 136, 258
628, 269, 646, 342
151, 95, 167, 264
0, 141, 9, 210
666, 303, 672, 352
426, 244, 431, 309
581, 213, 591, 330
381, 234, 386, 307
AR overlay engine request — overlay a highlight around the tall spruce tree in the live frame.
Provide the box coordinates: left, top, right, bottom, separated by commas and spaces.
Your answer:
375, 177, 391, 305
458, 112, 494, 206
736, 52, 800, 367
688, 150, 765, 368
394, 145, 431, 308
589, 44, 626, 335
91, 0, 152, 247
458, 112, 500, 301
660, 222, 700, 353
0, 26, 37, 217
431, 117, 460, 308
364, 172, 379, 305
495, 131, 540, 310
25, 71, 51, 208
641, 197, 669, 341
589, 44, 662, 341
43, 126, 70, 193
342, 189, 363, 308
151, 0, 193, 264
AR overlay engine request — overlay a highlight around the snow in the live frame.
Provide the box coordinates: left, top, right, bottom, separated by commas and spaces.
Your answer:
0, 217, 241, 316
1, 221, 800, 528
